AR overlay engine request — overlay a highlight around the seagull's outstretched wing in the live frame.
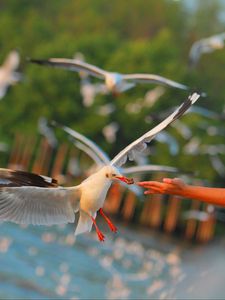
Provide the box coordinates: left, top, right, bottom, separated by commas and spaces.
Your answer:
74, 141, 105, 167
189, 32, 225, 67
53, 122, 111, 165
122, 73, 189, 91
29, 58, 107, 79
0, 168, 80, 225
0, 168, 58, 187
110, 92, 201, 167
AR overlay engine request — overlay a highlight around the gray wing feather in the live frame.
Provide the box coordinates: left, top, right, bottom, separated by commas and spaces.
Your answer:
121, 164, 178, 175
30, 58, 106, 79
54, 123, 111, 165
0, 186, 79, 225
122, 73, 189, 90
110, 92, 201, 167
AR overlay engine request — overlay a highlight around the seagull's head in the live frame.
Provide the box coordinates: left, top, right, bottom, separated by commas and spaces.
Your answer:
103, 165, 134, 185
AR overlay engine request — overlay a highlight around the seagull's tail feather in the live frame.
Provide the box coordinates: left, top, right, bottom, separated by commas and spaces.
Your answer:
75, 210, 96, 236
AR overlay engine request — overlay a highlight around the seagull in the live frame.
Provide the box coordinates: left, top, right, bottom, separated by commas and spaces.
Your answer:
0, 49, 22, 99
0, 92, 201, 241
102, 122, 119, 143
125, 86, 165, 114
29, 57, 190, 94
38, 117, 58, 148
189, 32, 225, 67
73, 53, 108, 106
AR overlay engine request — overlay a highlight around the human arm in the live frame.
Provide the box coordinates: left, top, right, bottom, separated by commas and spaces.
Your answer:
137, 178, 225, 207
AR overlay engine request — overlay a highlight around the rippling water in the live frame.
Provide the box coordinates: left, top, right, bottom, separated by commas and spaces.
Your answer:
0, 220, 224, 299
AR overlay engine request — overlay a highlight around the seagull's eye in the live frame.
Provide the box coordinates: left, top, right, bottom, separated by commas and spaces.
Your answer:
106, 174, 109, 178
112, 173, 116, 177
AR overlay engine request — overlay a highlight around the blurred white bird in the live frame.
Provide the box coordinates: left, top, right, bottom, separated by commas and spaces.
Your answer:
0, 50, 21, 99
189, 32, 225, 67
73, 53, 108, 106
125, 86, 165, 114
0, 92, 200, 241
29, 57, 190, 94
102, 122, 119, 144
183, 210, 213, 222
38, 117, 58, 148
96, 103, 116, 116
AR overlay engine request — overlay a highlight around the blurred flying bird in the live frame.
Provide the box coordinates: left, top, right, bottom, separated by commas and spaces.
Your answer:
189, 32, 225, 67
125, 86, 165, 114
0, 92, 200, 241
38, 117, 58, 148
102, 122, 119, 144
73, 53, 108, 106
0, 50, 22, 99
29, 57, 190, 94
96, 103, 116, 116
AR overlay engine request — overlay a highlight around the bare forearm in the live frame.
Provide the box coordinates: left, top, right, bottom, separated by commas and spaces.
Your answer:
138, 179, 225, 207
180, 185, 225, 207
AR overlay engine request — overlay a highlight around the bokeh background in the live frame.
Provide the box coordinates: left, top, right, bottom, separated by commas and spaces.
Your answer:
0, 0, 224, 299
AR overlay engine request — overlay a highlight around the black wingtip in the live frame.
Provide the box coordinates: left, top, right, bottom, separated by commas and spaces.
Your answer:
28, 58, 47, 65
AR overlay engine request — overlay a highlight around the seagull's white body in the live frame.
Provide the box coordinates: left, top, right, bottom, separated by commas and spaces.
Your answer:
30, 57, 189, 93
76, 166, 113, 235
0, 92, 201, 241
189, 32, 225, 67
0, 50, 21, 99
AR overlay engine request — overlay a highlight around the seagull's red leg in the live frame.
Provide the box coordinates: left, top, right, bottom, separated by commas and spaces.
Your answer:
99, 208, 118, 233
91, 216, 105, 242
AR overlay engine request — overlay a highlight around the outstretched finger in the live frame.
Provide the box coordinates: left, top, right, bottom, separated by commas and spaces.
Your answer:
137, 181, 163, 188
163, 178, 173, 184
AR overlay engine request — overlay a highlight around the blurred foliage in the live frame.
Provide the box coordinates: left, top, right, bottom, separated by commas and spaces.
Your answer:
0, 0, 225, 186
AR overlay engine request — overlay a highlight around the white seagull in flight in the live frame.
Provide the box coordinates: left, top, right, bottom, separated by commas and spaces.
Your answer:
0, 92, 200, 241
29, 57, 189, 94
0, 49, 21, 99
189, 32, 225, 67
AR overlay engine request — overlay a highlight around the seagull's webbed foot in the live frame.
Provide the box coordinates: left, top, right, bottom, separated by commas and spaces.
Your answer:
91, 215, 105, 242
99, 208, 118, 233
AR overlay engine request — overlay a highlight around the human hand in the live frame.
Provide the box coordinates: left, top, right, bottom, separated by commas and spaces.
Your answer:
137, 178, 187, 195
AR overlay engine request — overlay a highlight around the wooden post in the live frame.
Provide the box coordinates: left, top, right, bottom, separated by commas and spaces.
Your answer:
51, 143, 68, 179
32, 138, 52, 175
185, 200, 201, 239
164, 196, 181, 233
121, 191, 137, 221
8, 134, 26, 170
196, 205, 216, 242
104, 183, 123, 215
139, 197, 152, 226
19, 136, 37, 171
148, 194, 163, 228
